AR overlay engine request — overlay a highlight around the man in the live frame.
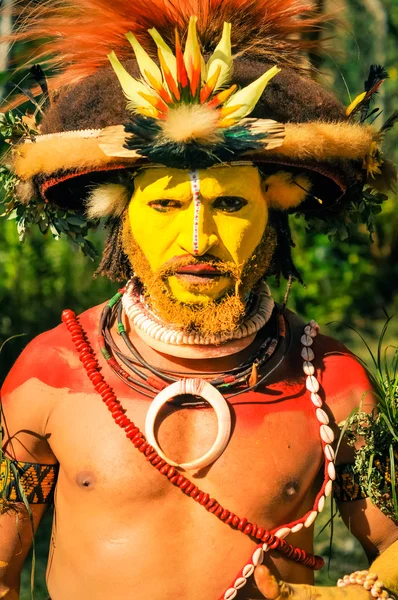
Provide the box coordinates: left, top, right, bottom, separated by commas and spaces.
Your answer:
1, 1, 397, 599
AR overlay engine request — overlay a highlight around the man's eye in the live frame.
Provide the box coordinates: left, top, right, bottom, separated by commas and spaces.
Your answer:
149, 199, 183, 212
213, 196, 248, 213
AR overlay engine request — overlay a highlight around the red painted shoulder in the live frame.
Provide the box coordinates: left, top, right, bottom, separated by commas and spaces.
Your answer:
314, 332, 374, 416
1, 303, 105, 398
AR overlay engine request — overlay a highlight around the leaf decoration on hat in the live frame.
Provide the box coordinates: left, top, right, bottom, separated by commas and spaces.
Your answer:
105, 17, 284, 168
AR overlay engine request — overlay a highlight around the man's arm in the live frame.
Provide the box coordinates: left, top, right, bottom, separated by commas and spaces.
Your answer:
1, 333, 60, 598
0, 504, 48, 599
253, 499, 398, 599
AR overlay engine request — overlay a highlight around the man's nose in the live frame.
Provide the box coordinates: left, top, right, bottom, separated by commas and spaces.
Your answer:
176, 201, 219, 257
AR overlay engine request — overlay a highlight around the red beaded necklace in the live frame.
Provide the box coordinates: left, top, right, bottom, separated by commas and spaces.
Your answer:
62, 307, 324, 575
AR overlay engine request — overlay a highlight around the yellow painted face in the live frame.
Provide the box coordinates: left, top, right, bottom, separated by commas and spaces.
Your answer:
128, 165, 268, 304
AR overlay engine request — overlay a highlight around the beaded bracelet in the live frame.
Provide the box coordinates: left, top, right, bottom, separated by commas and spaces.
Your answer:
337, 570, 396, 599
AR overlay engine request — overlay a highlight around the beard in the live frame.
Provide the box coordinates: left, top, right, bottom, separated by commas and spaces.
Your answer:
121, 216, 277, 338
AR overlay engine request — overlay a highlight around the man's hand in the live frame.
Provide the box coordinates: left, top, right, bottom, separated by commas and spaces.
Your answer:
254, 566, 370, 599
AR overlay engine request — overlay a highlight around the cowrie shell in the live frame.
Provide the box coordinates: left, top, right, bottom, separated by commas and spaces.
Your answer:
275, 527, 291, 539
301, 347, 315, 361
252, 547, 264, 566
328, 462, 336, 480
306, 375, 320, 393
242, 564, 255, 578
325, 479, 333, 497
316, 408, 329, 424
304, 510, 318, 528
324, 444, 335, 461
311, 393, 323, 407
303, 361, 315, 376
234, 577, 247, 590
320, 425, 334, 444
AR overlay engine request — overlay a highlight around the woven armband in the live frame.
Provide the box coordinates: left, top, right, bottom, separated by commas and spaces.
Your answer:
0, 456, 59, 504
334, 463, 368, 502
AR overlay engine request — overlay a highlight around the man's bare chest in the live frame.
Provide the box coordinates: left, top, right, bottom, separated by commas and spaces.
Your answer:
47, 382, 324, 526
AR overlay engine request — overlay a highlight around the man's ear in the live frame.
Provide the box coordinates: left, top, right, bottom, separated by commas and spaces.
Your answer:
262, 171, 312, 210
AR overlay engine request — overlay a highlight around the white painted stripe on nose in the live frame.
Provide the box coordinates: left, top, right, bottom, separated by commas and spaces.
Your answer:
189, 170, 201, 255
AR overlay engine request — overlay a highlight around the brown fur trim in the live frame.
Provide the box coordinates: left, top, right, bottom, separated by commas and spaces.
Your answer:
271, 121, 378, 162
13, 121, 376, 200
12, 135, 135, 181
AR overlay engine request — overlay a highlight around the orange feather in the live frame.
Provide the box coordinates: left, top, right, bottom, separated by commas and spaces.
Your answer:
4, 0, 324, 107
175, 29, 189, 91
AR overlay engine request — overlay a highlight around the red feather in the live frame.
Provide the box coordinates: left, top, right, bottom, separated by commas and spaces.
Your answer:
5, 0, 323, 105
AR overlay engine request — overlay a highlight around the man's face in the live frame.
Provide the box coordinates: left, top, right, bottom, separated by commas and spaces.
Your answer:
126, 165, 269, 306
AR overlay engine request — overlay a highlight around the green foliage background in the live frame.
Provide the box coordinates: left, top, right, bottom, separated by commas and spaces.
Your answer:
0, 0, 397, 596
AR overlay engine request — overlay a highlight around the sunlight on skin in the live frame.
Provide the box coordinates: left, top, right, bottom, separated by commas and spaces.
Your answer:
128, 165, 268, 304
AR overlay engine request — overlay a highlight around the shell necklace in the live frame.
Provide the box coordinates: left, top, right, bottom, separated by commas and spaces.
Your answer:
122, 278, 275, 348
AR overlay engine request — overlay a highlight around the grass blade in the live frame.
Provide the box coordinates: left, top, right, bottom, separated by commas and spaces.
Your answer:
389, 444, 398, 521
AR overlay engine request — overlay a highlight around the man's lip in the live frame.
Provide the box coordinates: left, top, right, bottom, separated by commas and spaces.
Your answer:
176, 264, 222, 275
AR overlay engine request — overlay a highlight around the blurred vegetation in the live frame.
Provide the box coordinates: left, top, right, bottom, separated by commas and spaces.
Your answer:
0, 0, 397, 597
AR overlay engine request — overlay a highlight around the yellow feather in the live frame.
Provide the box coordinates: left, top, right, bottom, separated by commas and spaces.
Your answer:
108, 51, 152, 110
148, 28, 177, 80
206, 22, 232, 91
184, 16, 203, 80
223, 65, 280, 120
125, 32, 163, 88
346, 91, 367, 117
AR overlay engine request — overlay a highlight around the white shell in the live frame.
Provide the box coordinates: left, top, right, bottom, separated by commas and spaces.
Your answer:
311, 393, 323, 407
262, 543, 269, 552
176, 332, 185, 344
304, 325, 317, 338
303, 361, 315, 376
158, 329, 170, 342
134, 314, 148, 327
301, 334, 313, 347
325, 479, 333, 497
252, 547, 264, 566
246, 320, 257, 335
304, 510, 318, 528
234, 577, 247, 590
291, 523, 304, 533
168, 332, 178, 344
324, 444, 335, 461
301, 347, 315, 361
306, 375, 320, 393
315, 408, 329, 424
242, 564, 255, 578
224, 588, 237, 600
309, 320, 320, 331
328, 462, 336, 481
318, 495, 326, 513
275, 527, 291, 539
320, 424, 334, 444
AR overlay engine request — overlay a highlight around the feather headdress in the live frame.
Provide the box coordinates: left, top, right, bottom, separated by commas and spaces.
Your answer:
0, 0, 395, 257
8, 0, 322, 101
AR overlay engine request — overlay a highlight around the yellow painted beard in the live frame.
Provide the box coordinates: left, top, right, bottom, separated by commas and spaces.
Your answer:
122, 219, 277, 338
